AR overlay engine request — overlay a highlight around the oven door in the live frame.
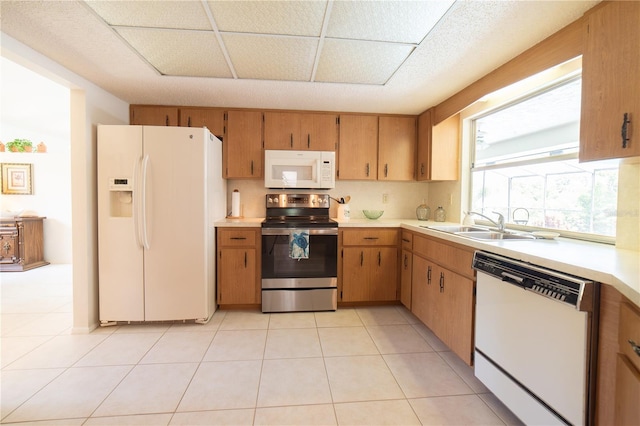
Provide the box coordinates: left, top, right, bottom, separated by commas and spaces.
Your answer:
261, 227, 337, 284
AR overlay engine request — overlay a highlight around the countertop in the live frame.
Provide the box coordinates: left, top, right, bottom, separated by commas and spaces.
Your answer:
215, 217, 640, 306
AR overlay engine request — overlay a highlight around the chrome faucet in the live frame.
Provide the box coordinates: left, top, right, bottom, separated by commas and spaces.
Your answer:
468, 211, 505, 232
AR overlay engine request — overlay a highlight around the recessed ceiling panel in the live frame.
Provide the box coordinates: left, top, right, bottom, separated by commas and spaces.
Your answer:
223, 34, 317, 81
326, 0, 454, 43
85, 1, 212, 30
315, 39, 414, 85
116, 28, 232, 78
208, 1, 327, 37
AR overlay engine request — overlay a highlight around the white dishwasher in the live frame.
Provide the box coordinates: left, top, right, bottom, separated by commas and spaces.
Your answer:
472, 251, 597, 426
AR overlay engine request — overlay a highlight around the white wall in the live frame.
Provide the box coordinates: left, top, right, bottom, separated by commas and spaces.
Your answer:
1, 33, 130, 332
0, 57, 72, 263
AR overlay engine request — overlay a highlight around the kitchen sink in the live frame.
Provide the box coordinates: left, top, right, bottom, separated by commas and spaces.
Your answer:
421, 225, 488, 233
454, 231, 537, 241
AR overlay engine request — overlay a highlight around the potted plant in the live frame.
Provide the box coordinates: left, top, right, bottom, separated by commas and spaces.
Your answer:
5, 138, 33, 152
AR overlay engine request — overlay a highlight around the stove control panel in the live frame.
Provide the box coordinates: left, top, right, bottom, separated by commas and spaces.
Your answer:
266, 193, 330, 208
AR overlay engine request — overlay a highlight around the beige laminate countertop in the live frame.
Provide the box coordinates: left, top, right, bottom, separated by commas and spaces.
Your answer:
215, 217, 640, 307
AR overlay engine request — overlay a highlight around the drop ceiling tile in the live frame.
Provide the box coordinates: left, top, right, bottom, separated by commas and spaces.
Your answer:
85, 1, 212, 30
116, 28, 232, 78
208, 1, 327, 37
315, 39, 414, 85
223, 34, 317, 81
326, 0, 454, 43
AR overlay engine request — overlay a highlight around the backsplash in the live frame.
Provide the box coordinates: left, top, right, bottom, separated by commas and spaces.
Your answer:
226, 179, 432, 220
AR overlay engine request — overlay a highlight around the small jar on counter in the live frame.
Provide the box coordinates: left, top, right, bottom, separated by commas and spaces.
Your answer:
434, 206, 446, 222
416, 201, 430, 221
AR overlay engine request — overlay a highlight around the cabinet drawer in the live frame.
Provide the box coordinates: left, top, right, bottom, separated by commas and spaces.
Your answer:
217, 229, 257, 247
342, 229, 398, 246
401, 231, 413, 250
413, 235, 474, 278
619, 302, 640, 372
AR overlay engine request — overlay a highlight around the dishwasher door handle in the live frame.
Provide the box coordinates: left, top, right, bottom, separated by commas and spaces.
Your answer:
501, 272, 524, 283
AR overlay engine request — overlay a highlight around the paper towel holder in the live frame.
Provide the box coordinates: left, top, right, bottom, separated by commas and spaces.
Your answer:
226, 189, 244, 219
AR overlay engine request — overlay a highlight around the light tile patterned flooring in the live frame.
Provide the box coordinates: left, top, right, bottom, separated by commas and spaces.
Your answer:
1, 265, 523, 425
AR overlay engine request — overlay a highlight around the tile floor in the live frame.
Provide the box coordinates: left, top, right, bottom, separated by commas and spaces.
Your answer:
1, 265, 523, 425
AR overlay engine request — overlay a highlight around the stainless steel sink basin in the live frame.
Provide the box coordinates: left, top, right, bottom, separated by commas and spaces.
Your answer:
454, 231, 537, 241
421, 225, 488, 233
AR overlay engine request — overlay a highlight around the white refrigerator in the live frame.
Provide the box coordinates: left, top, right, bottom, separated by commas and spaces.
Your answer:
97, 125, 226, 324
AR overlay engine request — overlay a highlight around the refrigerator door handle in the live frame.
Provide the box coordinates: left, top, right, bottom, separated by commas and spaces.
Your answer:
141, 154, 150, 250
133, 156, 144, 248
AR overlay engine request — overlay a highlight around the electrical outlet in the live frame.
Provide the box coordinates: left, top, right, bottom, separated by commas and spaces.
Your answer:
449, 193, 453, 205
382, 193, 389, 204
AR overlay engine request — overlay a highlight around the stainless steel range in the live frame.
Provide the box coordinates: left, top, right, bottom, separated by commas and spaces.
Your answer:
261, 193, 338, 313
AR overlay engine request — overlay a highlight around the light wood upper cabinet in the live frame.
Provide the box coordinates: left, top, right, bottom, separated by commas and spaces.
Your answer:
338, 115, 378, 180
580, 1, 640, 161
264, 112, 337, 151
264, 112, 299, 150
179, 108, 225, 137
224, 110, 263, 179
130, 105, 179, 126
417, 109, 460, 181
378, 116, 416, 181
300, 113, 338, 151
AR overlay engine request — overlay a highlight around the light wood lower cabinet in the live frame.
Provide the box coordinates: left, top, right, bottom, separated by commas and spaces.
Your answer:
340, 228, 399, 302
595, 284, 640, 425
216, 228, 260, 306
410, 233, 475, 365
615, 302, 640, 424
400, 230, 413, 309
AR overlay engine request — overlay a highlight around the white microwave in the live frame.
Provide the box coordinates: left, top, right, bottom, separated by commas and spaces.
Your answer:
264, 150, 335, 189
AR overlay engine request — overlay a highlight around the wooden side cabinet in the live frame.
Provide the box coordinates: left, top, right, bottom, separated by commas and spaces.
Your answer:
216, 228, 260, 307
0, 217, 49, 272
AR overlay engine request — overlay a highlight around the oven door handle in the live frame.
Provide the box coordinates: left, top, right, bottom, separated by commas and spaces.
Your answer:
262, 228, 338, 236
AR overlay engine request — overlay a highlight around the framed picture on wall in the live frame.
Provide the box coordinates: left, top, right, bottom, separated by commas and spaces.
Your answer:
1, 163, 33, 195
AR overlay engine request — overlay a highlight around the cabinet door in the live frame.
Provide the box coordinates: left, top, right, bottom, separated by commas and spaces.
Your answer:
378, 116, 416, 181
411, 255, 437, 328
301, 113, 338, 151
130, 106, 178, 126
180, 108, 225, 137
225, 110, 263, 178
615, 354, 640, 425
431, 113, 460, 181
370, 247, 398, 301
264, 112, 300, 150
341, 247, 369, 301
338, 115, 378, 180
440, 268, 474, 365
580, 1, 640, 161
400, 249, 412, 309
217, 248, 257, 304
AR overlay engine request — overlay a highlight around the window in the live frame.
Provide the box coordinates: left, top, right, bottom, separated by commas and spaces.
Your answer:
470, 74, 619, 240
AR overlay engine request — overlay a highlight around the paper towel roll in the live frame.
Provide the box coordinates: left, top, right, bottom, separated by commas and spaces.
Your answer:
231, 189, 241, 217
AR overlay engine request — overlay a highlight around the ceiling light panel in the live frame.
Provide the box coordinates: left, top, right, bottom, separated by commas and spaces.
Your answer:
315, 39, 414, 85
116, 28, 232, 78
207, 1, 327, 37
222, 34, 317, 81
85, 1, 212, 30
326, 0, 454, 43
